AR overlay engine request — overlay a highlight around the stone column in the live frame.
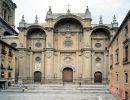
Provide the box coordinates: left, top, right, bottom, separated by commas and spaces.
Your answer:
91, 52, 95, 83
18, 50, 26, 83
82, 28, 91, 48
46, 28, 53, 48
82, 51, 91, 83
45, 50, 54, 83
19, 29, 27, 48
57, 52, 61, 80
104, 51, 109, 83
41, 52, 45, 83
29, 52, 33, 82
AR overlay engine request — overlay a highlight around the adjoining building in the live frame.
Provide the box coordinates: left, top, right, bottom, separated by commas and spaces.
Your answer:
0, 0, 18, 88
0, 39, 17, 89
109, 10, 130, 100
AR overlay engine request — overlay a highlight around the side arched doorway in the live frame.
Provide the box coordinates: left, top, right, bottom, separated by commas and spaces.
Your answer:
34, 71, 41, 82
63, 68, 73, 82
94, 71, 102, 83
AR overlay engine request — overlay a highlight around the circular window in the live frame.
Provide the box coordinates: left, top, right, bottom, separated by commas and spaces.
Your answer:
95, 43, 101, 48
96, 57, 101, 62
35, 42, 41, 47
10, 42, 17, 47
64, 39, 73, 47
35, 57, 41, 62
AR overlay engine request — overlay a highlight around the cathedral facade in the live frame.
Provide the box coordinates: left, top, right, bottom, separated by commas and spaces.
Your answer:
15, 7, 118, 84
0, 0, 119, 84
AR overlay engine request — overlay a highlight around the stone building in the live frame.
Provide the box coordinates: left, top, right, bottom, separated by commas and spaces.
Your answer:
0, 40, 17, 89
11, 6, 118, 84
0, 0, 18, 88
0, 0, 119, 84
109, 10, 130, 100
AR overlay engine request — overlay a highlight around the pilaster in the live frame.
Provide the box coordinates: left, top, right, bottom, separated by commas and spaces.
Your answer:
46, 28, 54, 48
82, 50, 91, 80
41, 52, 45, 79
82, 28, 91, 49
45, 49, 54, 80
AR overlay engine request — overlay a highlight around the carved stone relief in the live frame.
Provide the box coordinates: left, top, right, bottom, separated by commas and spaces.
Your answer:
64, 57, 72, 63
34, 62, 41, 71
46, 51, 52, 58
64, 39, 73, 47
84, 52, 90, 58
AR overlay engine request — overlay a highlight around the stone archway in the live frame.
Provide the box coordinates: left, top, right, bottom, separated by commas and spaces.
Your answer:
94, 71, 102, 83
63, 68, 73, 82
34, 71, 41, 82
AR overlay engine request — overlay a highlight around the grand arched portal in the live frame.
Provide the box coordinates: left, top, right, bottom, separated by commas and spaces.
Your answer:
34, 71, 41, 82
94, 71, 102, 83
63, 68, 73, 82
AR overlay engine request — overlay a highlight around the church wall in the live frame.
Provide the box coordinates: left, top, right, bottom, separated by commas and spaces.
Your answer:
15, 13, 115, 84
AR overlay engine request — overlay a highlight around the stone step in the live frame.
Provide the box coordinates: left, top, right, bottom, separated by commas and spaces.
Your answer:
11, 84, 108, 88
2, 89, 111, 94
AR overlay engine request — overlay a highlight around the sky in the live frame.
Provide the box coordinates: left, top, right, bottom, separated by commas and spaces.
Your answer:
12, 0, 130, 28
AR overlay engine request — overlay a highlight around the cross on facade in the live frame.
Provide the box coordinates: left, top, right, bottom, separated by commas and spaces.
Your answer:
66, 3, 71, 10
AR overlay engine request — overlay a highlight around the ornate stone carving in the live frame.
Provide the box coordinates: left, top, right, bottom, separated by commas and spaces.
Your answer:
66, 32, 71, 38
84, 52, 90, 58
64, 39, 73, 47
46, 51, 52, 58
35, 57, 41, 62
34, 62, 41, 71
64, 57, 72, 63
96, 57, 101, 62
35, 42, 42, 47
95, 43, 101, 48
86, 43, 90, 48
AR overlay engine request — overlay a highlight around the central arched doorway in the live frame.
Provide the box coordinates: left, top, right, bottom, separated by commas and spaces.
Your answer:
94, 71, 102, 83
63, 68, 73, 82
34, 71, 41, 82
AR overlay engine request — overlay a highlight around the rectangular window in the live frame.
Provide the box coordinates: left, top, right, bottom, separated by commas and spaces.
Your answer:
125, 25, 128, 35
8, 72, 11, 78
123, 39, 129, 63
8, 48, 12, 57
1, 71, 5, 78
1, 45, 6, 55
116, 74, 118, 81
115, 49, 119, 64
111, 54, 113, 65
1, 63, 5, 69
124, 46, 128, 62
4, 9, 7, 21
125, 73, 128, 83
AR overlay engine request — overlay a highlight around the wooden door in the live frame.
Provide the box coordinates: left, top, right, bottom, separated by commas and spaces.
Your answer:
63, 68, 73, 82
94, 72, 102, 83
34, 71, 41, 82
